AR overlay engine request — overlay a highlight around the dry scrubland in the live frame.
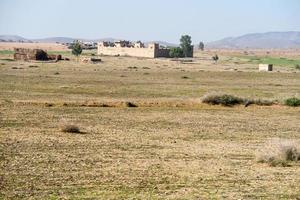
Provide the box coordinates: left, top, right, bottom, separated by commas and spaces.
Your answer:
0, 45, 300, 199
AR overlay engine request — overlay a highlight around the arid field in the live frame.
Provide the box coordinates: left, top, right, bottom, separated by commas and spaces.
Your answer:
0, 44, 300, 199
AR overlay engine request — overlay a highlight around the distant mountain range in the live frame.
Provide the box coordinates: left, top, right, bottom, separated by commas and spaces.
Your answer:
1, 31, 300, 49
0, 35, 32, 43
0, 35, 178, 47
206, 31, 300, 49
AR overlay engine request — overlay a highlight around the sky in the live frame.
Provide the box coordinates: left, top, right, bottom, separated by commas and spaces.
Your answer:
0, 0, 299, 43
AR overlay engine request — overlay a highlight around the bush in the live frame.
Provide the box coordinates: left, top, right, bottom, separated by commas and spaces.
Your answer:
202, 93, 244, 106
285, 97, 300, 107
124, 101, 137, 107
169, 47, 184, 58
212, 54, 219, 63
295, 64, 300, 70
256, 138, 300, 167
61, 124, 81, 133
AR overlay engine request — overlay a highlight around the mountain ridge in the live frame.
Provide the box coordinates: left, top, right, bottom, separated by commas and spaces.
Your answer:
1, 31, 300, 49
206, 31, 300, 49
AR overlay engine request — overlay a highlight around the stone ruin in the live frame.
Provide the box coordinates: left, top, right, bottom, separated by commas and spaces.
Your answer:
14, 48, 62, 62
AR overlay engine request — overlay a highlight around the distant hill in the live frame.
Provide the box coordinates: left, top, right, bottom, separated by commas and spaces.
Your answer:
32, 37, 77, 43
207, 31, 300, 49
0, 35, 32, 42
0, 35, 178, 46
146, 41, 178, 47
2, 32, 300, 49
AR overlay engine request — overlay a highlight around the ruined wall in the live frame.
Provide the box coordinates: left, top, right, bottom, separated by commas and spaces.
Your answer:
14, 48, 48, 61
156, 49, 170, 58
14, 48, 62, 61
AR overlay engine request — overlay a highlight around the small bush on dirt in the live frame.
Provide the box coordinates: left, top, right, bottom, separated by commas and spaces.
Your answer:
125, 101, 137, 107
61, 124, 81, 133
285, 97, 300, 107
295, 64, 300, 70
256, 138, 300, 167
181, 76, 189, 79
202, 93, 244, 106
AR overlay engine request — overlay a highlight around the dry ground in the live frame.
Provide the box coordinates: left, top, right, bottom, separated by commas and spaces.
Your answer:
0, 42, 68, 51
0, 47, 300, 199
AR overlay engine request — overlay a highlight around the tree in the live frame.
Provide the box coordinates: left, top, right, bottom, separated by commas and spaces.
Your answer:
180, 35, 193, 57
169, 47, 184, 58
198, 42, 204, 51
72, 40, 82, 60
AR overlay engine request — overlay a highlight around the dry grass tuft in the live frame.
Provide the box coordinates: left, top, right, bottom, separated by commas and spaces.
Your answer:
202, 92, 244, 106
202, 92, 274, 107
255, 138, 300, 167
124, 101, 138, 107
61, 124, 81, 133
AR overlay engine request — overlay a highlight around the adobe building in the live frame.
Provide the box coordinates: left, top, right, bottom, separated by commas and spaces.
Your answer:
97, 41, 171, 58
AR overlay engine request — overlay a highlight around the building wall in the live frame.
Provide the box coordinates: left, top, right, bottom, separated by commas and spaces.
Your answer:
98, 46, 155, 58
156, 48, 170, 58
259, 64, 273, 71
97, 43, 170, 58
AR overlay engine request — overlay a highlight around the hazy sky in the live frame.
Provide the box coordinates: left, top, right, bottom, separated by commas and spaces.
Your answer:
0, 0, 299, 43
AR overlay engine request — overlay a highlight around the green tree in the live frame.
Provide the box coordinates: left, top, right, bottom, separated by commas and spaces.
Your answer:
180, 35, 193, 57
199, 42, 204, 51
72, 40, 82, 60
169, 47, 184, 58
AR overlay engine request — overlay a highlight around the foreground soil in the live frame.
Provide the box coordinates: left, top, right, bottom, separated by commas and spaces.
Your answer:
0, 51, 300, 199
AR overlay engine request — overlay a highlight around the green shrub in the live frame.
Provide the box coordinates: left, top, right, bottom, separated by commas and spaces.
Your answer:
295, 64, 300, 70
169, 47, 184, 58
285, 97, 300, 107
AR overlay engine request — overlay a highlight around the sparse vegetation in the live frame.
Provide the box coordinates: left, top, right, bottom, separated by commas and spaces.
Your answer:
124, 101, 137, 107
0, 50, 14, 55
202, 93, 244, 106
61, 124, 81, 133
284, 97, 300, 107
28, 65, 39, 68
256, 138, 300, 167
238, 55, 300, 67
1, 46, 300, 199
169, 47, 184, 58
212, 54, 219, 63
202, 93, 274, 106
